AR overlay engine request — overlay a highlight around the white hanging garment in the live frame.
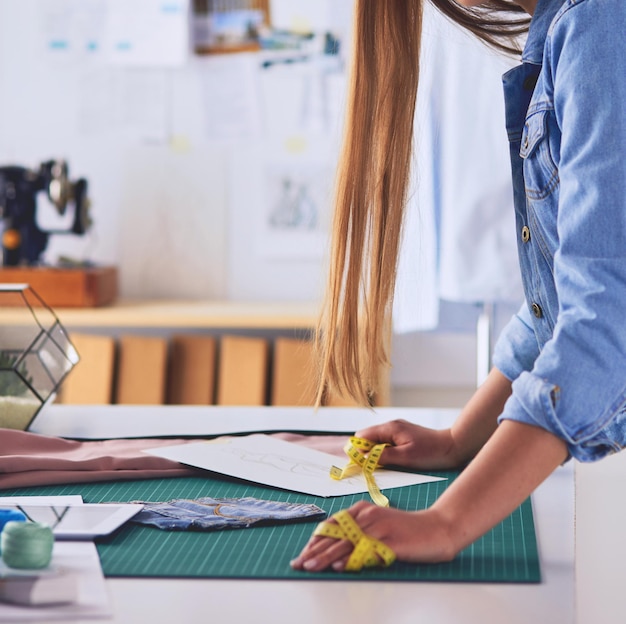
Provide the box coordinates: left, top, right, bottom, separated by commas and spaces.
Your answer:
394, 7, 523, 333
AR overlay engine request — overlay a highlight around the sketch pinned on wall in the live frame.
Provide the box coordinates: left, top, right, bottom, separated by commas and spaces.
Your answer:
260, 161, 333, 259
268, 173, 318, 230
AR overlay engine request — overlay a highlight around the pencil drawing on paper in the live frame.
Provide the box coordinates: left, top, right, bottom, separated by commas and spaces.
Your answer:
268, 175, 319, 230
222, 445, 361, 485
265, 164, 333, 232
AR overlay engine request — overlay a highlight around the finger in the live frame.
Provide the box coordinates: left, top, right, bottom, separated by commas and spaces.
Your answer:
331, 554, 350, 571
291, 537, 353, 571
355, 423, 392, 443
294, 534, 325, 560
375, 444, 407, 467
292, 504, 373, 571
294, 509, 344, 560
290, 533, 337, 568
355, 419, 409, 444
302, 538, 352, 571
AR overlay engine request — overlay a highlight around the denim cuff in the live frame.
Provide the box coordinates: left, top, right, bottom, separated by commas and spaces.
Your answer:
498, 372, 626, 462
492, 305, 540, 382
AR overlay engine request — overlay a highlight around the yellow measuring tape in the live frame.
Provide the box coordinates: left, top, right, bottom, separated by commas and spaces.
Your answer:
313, 509, 396, 571
330, 437, 390, 507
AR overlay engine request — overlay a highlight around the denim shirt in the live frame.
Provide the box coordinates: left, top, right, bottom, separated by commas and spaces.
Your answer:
492, 0, 626, 461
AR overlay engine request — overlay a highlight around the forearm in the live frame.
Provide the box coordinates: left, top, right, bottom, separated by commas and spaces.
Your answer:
433, 419, 568, 558
291, 416, 568, 571
355, 367, 513, 471
449, 367, 513, 465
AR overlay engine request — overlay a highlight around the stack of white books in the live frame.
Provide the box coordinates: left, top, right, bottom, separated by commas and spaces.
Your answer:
0, 496, 112, 622
0, 567, 79, 606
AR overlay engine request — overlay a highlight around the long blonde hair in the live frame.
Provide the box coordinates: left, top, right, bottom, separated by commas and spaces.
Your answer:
316, 0, 529, 406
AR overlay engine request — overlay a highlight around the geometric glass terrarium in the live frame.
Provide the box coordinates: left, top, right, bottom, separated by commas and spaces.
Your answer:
0, 284, 79, 431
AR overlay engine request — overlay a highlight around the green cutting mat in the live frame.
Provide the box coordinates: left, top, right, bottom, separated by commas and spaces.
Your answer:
2, 472, 540, 583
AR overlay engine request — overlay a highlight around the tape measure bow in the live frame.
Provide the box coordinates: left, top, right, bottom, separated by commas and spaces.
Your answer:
330, 436, 390, 507
313, 509, 396, 571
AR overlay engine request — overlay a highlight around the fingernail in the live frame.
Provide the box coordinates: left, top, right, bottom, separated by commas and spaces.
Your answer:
303, 558, 318, 570
332, 561, 343, 571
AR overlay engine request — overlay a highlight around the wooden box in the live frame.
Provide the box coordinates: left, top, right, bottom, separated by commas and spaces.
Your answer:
115, 335, 168, 405
0, 266, 118, 307
271, 337, 316, 406
167, 334, 217, 405
216, 335, 269, 405
59, 333, 116, 405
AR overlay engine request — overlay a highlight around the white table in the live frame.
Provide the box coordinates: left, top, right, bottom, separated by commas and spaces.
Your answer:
575, 450, 626, 624
103, 463, 575, 624
28, 404, 616, 624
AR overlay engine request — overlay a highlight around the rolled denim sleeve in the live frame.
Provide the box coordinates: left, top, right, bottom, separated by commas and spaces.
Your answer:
498, 1, 626, 462
492, 303, 540, 381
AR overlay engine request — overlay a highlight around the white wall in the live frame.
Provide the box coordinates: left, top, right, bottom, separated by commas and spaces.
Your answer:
0, 0, 523, 407
0, 0, 353, 302
0, 1, 227, 299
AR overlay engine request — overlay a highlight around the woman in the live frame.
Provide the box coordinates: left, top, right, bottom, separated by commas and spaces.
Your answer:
291, 0, 626, 571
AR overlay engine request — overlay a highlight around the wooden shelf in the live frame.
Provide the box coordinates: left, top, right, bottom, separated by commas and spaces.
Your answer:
45, 300, 320, 329
194, 43, 262, 54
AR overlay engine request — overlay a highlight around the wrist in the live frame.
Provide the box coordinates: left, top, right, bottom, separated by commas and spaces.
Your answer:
438, 428, 466, 468
415, 507, 458, 563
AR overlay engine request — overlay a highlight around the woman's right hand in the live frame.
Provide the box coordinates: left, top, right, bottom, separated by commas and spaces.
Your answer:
359, 369, 514, 471
355, 419, 460, 471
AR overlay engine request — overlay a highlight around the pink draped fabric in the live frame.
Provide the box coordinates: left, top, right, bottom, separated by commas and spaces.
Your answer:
0, 429, 346, 490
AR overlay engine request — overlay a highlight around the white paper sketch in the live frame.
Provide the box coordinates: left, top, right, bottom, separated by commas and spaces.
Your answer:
267, 171, 321, 231
257, 161, 333, 260
145, 434, 445, 497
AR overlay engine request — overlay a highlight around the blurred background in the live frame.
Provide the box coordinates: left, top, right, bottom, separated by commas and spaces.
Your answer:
0, 0, 524, 407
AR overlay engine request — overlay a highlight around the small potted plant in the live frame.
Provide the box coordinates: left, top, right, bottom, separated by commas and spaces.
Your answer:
0, 284, 79, 431
0, 352, 40, 430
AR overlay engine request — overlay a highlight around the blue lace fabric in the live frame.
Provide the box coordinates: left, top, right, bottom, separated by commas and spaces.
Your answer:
130, 496, 326, 531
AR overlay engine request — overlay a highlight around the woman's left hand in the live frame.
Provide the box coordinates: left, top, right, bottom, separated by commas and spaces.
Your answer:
291, 420, 569, 573
290, 501, 455, 572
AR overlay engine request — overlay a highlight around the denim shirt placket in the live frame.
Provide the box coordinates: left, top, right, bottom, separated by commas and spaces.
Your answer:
501, 0, 568, 348
502, 63, 550, 343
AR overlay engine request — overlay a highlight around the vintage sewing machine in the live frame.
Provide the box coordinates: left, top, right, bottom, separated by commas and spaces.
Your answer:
0, 160, 116, 307
0, 159, 91, 266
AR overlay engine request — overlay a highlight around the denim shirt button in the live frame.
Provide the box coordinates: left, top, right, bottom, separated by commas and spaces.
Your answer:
531, 303, 543, 318
521, 226, 531, 243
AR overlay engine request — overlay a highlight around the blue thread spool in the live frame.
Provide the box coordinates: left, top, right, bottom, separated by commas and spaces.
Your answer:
0, 508, 27, 554
0, 508, 27, 532
1, 521, 54, 569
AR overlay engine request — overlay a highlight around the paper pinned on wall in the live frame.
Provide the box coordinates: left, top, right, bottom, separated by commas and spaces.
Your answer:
38, 0, 107, 64
39, 0, 189, 67
105, 0, 189, 67
201, 53, 262, 142
260, 159, 332, 259
269, 0, 335, 34
77, 69, 169, 142
146, 434, 446, 497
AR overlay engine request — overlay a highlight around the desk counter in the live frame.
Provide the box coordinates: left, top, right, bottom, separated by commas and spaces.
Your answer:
104, 462, 574, 624
29, 405, 623, 624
